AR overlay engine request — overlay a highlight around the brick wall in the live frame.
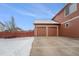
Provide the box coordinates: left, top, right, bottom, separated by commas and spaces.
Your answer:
53, 3, 79, 37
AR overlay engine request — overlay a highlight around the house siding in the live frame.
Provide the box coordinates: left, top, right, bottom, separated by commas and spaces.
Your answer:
53, 3, 79, 37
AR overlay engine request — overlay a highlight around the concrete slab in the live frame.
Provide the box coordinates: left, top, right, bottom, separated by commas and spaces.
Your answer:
30, 37, 79, 56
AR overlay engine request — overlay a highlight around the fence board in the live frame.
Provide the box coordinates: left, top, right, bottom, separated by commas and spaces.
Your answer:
0, 31, 34, 38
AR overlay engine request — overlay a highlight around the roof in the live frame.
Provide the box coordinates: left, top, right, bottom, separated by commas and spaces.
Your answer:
52, 3, 70, 20
34, 20, 60, 25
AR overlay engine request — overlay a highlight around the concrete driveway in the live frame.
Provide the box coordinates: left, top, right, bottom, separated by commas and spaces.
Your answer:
30, 37, 79, 56
0, 37, 34, 56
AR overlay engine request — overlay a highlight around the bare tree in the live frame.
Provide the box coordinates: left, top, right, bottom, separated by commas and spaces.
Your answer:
4, 16, 16, 32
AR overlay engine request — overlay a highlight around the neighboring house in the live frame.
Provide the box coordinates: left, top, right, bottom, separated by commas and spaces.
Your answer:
0, 22, 5, 32
34, 3, 79, 37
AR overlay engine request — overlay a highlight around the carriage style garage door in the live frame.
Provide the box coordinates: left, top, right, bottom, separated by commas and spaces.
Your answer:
48, 27, 57, 36
37, 27, 46, 36
35, 26, 58, 36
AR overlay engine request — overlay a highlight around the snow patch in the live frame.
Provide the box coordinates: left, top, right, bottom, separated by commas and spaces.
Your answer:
0, 37, 34, 56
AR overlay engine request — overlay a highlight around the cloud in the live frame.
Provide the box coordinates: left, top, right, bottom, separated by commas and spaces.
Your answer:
0, 4, 37, 18
30, 3, 53, 15
0, 3, 53, 19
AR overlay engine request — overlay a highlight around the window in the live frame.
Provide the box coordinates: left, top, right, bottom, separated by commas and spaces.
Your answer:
65, 23, 69, 28
64, 4, 77, 16
65, 6, 69, 16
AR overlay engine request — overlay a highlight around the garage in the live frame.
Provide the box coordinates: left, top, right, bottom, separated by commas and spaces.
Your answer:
34, 20, 60, 36
37, 27, 46, 36
48, 27, 57, 36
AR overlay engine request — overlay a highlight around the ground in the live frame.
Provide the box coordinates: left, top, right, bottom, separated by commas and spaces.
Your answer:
30, 37, 79, 56
0, 37, 34, 56
0, 37, 79, 56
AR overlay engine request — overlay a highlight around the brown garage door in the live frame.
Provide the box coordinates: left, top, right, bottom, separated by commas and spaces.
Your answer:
48, 27, 57, 36
37, 27, 46, 36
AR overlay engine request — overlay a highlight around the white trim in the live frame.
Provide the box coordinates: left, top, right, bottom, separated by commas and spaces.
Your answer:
34, 20, 59, 24
57, 26, 59, 36
34, 26, 37, 36
61, 15, 79, 24
46, 26, 48, 36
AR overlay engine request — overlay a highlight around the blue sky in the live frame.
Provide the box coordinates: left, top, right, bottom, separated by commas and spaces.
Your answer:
0, 3, 65, 30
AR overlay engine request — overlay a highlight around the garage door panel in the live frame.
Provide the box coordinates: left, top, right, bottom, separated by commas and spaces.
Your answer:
48, 27, 57, 36
37, 27, 46, 36
35, 26, 57, 36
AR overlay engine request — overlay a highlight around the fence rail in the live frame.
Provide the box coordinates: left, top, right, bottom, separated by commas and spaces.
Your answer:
0, 31, 34, 38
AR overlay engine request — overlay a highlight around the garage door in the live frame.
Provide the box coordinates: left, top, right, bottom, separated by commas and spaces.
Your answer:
37, 27, 46, 36
48, 27, 57, 36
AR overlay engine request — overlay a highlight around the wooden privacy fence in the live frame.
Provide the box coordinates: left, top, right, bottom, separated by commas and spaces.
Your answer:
0, 31, 34, 38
